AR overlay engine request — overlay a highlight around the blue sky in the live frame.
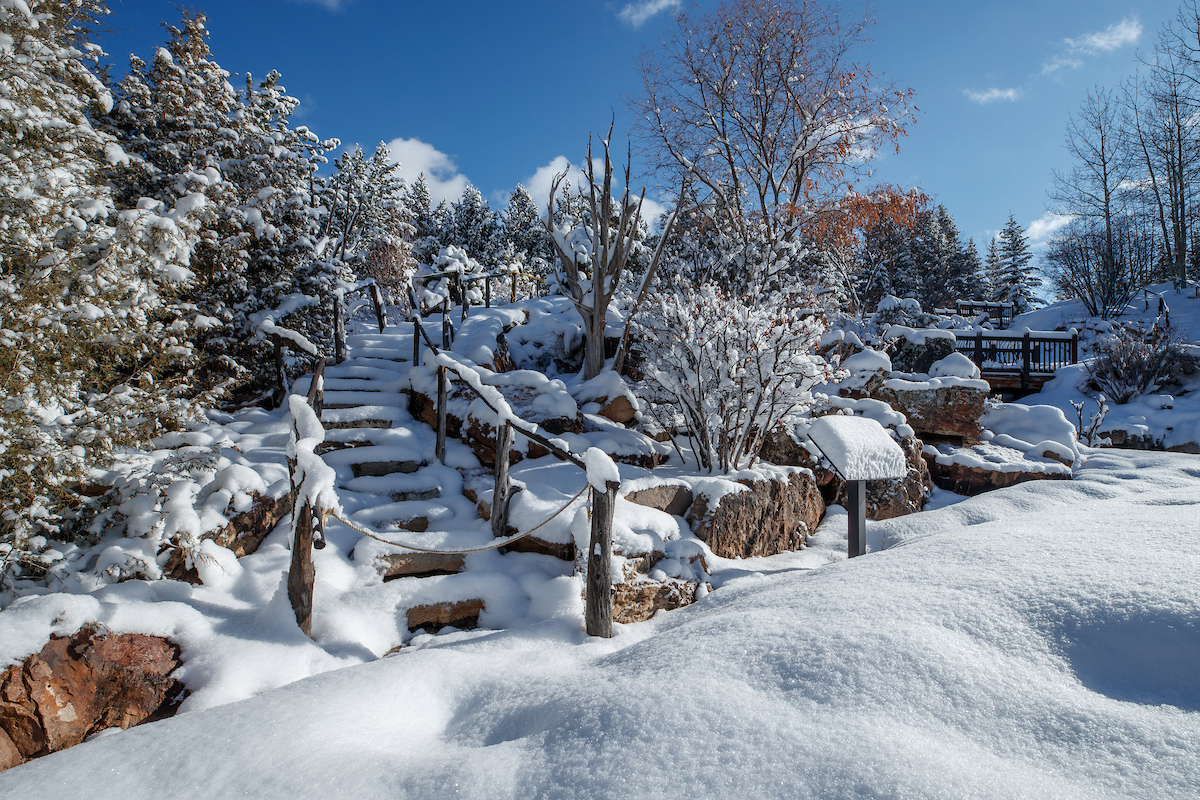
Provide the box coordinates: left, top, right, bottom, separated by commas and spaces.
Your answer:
102, 0, 1182, 250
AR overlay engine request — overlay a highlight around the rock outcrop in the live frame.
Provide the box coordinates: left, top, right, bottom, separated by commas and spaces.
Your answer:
868, 379, 987, 438
687, 472, 824, 558
0, 629, 183, 773
163, 492, 292, 583
884, 331, 956, 374
922, 442, 1073, 496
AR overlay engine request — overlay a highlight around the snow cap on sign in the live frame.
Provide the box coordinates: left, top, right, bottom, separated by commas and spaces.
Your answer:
806, 415, 908, 481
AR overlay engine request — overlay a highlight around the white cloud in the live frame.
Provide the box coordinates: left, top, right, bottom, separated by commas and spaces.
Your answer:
1027, 212, 1074, 244
1044, 17, 1141, 75
384, 136, 471, 205
1067, 17, 1142, 53
617, 0, 680, 28
963, 87, 1022, 104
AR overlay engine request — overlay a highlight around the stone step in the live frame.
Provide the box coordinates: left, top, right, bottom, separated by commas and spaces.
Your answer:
350, 460, 423, 478
323, 390, 407, 409
378, 552, 466, 580
406, 599, 484, 633
321, 404, 407, 430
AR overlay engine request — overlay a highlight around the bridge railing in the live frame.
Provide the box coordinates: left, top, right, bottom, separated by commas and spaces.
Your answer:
954, 329, 1079, 389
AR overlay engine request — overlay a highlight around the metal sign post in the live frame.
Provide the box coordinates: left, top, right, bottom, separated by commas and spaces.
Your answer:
805, 415, 909, 559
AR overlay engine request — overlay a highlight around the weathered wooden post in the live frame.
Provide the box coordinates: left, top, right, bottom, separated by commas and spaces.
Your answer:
333, 299, 347, 365
370, 283, 386, 333
586, 479, 618, 637
461, 276, 470, 322
306, 359, 326, 421
491, 422, 514, 538
974, 330, 983, 366
511, 271, 517, 303
288, 499, 316, 637
270, 334, 288, 410
412, 316, 421, 366
436, 365, 448, 464
442, 297, 452, 349
1021, 331, 1031, 391
485, 275, 492, 308
1070, 331, 1078, 364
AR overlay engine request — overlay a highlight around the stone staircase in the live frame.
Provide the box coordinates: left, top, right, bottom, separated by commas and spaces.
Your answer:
293, 320, 520, 636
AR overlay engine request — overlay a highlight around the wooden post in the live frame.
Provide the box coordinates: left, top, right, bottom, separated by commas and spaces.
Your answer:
288, 500, 316, 637
306, 359, 326, 421
333, 299, 347, 365
1021, 331, 1031, 391
974, 331, 983, 366
485, 276, 492, 308
1071, 332, 1078, 364
461, 275, 469, 322
586, 479, 618, 638
491, 422, 514, 538
371, 283, 386, 333
442, 297, 452, 349
511, 271, 517, 303
436, 365, 447, 464
847, 479, 866, 558
412, 316, 421, 366
271, 334, 288, 410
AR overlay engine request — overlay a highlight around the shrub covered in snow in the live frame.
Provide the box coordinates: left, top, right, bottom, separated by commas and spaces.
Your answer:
631, 282, 839, 473
1086, 330, 1192, 403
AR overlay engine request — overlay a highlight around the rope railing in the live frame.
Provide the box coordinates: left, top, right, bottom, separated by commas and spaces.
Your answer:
284, 291, 618, 639
324, 484, 588, 556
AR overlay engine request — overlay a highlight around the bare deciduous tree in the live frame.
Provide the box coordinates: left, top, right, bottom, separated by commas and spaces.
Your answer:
545, 128, 682, 380
631, 0, 913, 288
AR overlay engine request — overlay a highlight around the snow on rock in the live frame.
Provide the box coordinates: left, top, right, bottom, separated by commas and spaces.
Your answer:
840, 349, 891, 375
805, 415, 908, 481
928, 352, 981, 380
981, 402, 1081, 467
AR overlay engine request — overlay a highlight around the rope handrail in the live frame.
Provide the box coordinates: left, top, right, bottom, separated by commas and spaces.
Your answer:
408, 295, 587, 471
325, 483, 587, 555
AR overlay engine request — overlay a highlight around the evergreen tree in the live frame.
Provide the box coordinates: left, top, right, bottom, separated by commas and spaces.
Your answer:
955, 238, 983, 303
983, 237, 1002, 301
500, 184, 556, 282
993, 214, 1042, 312
449, 186, 500, 266
0, 0, 204, 566
405, 174, 443, 266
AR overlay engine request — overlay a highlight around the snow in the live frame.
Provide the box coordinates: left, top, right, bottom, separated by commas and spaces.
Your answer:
805, 415, 908, 480
881, 324, 957, 345
584, 447, 620, 491
839, 348, 891, 374
3, 448, 1199, 798
929, 352, 981, 380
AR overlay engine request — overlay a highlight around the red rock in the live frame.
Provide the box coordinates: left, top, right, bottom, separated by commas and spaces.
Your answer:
597, 395, 637, 424
0, 727, 20, 771
163, 492, 293, 583
0, 629, 182, 773
613, 578, 702, 624
923, 455, 1071, 496
867, 381, 985, 438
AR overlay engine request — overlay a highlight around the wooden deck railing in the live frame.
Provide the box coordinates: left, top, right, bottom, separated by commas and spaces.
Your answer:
954, 329, 1079, 390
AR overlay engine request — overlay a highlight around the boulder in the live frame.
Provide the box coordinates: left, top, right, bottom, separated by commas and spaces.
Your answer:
613, 578, 703, 624
0, 629, 183, 773
885, 331, 956, 374
922, 442, 1072, 496
624, 484, 693, 517
687, 473, 824, 559
864, 379, 986, 439
163, 492, 292, 583
597, 395, 637, 424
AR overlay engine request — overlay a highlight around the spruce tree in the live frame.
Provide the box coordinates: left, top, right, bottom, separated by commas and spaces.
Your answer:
994, 214, 1042, 313
449, 186, 500, 266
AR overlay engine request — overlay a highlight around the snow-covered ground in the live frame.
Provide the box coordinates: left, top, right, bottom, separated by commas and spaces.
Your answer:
2, 445, 1198, 798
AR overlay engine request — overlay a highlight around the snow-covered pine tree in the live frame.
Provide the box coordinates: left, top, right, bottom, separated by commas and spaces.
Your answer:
993, 215, 1042, 312
955, 237, 984, 305
449, 186, 500, 267
983, 236, 1002, 302
500, 184, 556, 288
405, 173, 444, 266
320, 142, 413, 301
0, 0, 205, 584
